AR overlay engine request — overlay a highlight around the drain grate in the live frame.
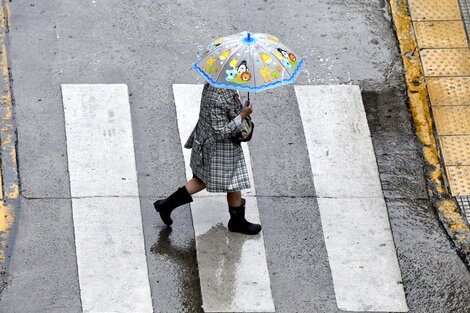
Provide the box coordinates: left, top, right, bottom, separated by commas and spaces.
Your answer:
458, 0, 470, 39
456, 196, 470, 221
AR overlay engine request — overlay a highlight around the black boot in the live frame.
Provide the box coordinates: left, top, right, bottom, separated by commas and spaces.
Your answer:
154, 186, 193, 226
228, 198, 262, 235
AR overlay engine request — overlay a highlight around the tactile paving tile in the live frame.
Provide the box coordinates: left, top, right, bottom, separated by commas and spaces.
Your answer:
420, 49, 470, 76
427, 77, 470, 106
432, 106, 470, 135
414, 21, 468, 48
446, 166, 470, 196
439, 135, 470, 165
408, 0, 462, 21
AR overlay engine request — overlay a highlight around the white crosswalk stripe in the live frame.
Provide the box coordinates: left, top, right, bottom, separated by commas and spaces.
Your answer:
61, 84, 153, 313
173, 84, 275, 312
295, 85, 409, 312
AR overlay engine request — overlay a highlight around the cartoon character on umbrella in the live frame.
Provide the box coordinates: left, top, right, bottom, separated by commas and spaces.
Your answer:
276, 47, 298, 69
226, 59, 252, 84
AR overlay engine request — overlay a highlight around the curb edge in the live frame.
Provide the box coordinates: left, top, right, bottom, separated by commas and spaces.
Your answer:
388, 0, 470, 268
0, 0, 20, 295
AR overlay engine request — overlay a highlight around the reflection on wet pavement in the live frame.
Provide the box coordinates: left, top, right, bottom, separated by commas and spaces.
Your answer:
191, 197, 275, 312
196, 222, 262, 310
150, 227, 203, 312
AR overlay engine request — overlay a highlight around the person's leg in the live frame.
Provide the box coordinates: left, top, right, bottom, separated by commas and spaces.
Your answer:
226, 191, 261, 235
227, 191, 242, 207
185, 177, 206, 195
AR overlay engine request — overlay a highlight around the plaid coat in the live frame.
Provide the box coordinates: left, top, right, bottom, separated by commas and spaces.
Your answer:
184, 83, 251, 192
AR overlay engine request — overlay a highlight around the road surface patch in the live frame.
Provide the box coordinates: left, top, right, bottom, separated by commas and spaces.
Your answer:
295, 85, 409, 312
173, 84, 275, 313
61, 84, 153, 313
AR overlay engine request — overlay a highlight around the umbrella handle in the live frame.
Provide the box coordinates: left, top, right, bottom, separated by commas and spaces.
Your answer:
240, 92, 250, 110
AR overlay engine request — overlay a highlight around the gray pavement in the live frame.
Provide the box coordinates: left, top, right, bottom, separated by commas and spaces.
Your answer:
1, 1, 470, 312
1, 199, 82, 313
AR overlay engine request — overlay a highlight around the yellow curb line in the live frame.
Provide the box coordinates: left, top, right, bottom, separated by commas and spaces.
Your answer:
0, 0, 18, 272
388, 0, 470, 263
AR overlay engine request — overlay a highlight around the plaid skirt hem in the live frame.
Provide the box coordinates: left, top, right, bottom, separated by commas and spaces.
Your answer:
191, 159, 251, 193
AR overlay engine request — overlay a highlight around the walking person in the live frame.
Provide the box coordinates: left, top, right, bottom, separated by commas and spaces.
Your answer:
154, 82, 261, 235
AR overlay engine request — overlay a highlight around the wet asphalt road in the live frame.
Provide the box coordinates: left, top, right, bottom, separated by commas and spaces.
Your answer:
1, 0, 470, 312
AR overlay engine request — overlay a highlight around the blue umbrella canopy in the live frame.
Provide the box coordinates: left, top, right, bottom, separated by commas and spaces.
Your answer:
193, 31, 304, 93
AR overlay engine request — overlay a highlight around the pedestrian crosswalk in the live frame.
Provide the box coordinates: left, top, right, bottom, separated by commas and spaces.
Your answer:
58, 83, 407, 313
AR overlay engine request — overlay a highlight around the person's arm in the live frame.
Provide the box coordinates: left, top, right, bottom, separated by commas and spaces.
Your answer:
209, 94, 245, 141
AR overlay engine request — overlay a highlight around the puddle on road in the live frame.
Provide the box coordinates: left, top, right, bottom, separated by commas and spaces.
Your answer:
151, 227, 203, 313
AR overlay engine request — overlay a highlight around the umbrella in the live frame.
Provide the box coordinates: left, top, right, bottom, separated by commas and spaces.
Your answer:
193, 31, 304, 105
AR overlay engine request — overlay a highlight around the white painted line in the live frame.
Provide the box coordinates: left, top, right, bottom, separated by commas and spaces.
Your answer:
71, 197, 153, 313
295, 85, 383, 198
173, 84, 274, 312
61, 84, 153, 313
295, 85, 408, 312
61, 85, 139, 198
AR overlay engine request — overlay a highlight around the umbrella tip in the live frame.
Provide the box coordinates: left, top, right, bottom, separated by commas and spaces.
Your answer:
243, 32, 255, 44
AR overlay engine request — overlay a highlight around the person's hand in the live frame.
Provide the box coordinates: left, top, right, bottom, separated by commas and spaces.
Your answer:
240, 100, 252, 119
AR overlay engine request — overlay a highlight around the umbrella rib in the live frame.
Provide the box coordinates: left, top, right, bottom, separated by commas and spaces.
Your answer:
249, 42, 257, 90
258, 41, 293, 79
213, 44, 245, 83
